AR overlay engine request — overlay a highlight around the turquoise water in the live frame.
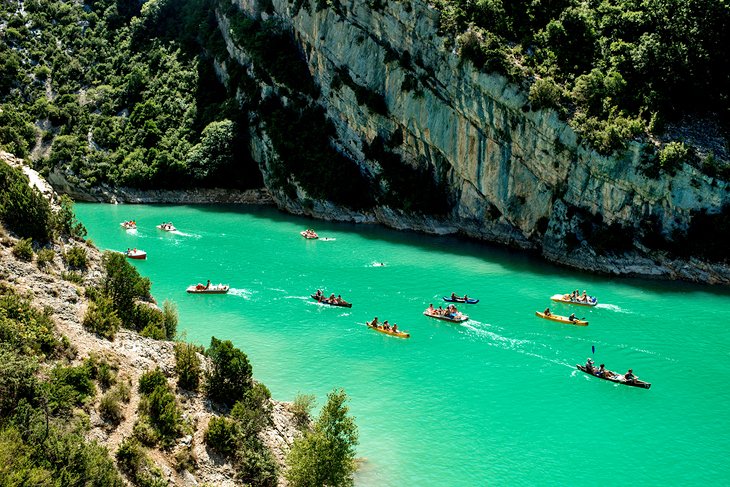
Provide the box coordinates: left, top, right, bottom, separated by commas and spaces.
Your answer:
76, 203, 730, 486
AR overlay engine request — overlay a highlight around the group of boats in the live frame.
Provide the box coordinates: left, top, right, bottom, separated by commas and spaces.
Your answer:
535, 290, 650, 389
119, 220, 178, 260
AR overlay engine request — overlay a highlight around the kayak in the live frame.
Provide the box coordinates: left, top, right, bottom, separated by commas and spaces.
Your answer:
535, 311, 588, 326
576, 365, 651, 389
367, 321, 409, 338
423, 311, 469, 323
311, 294, 352, 308
550, 293, 598, 307
187, 284, 229, 294
125, 249, 146, 259
442, 296, 479, 304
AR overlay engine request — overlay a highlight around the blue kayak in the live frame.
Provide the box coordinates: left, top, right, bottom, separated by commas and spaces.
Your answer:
442, 296, 479, 304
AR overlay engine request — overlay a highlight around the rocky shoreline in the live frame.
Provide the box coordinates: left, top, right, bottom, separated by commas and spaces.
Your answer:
0, 158, 300, 485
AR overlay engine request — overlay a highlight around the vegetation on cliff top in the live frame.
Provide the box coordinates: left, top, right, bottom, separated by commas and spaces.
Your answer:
431, 0, 729, 160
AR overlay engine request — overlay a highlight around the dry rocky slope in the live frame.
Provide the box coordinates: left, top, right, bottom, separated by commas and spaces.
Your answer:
221, 0, 729, 284
1, 158, 299, 486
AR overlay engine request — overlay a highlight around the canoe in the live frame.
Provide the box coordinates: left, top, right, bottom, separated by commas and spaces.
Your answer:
550, 293, 598, 307
423, 311, 469, 323
157, 224, 177, 232
442, 296, 479, 304
300, 230, 319, 239
535, 311, 588, 326
576, 365, 651, 389
367, 321, 410, 338
125, 249, 146, 260
187, 284, 229, 294
310, 294, 352, 308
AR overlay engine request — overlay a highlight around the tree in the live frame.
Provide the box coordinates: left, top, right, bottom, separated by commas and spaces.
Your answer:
205, 337, 253, 406
100, 251, 151, 326
185, 119, 235, 180
285, 389, 359, 487
0, 161, 53, 243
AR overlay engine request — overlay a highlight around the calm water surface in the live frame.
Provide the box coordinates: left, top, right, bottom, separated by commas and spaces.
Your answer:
75, 203, 730, 486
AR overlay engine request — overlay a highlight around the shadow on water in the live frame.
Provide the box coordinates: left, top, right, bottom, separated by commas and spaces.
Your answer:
155, 203, 730, 298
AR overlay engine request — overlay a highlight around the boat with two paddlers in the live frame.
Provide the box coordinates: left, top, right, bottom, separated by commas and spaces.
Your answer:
423, 309, 469, 323
300, 229, 319, 239
535, 311, 588, 326
366, 320, 410, 338
442, 295, 479, 304
120, 220, 137, 229
187, 283, 229, 294
311, 293, 352, 308
157, 222, 177, 232
550, 293, 598, 306
576, 365, 651, 389
124, 248, 146, 260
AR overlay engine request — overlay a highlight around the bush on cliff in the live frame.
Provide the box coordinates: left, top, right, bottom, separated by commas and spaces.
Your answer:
174, 341, 201, 391
285, 389, 358, 487
83, 295, 121, 340
205, 336, 253, 407
0, 161, 52, 243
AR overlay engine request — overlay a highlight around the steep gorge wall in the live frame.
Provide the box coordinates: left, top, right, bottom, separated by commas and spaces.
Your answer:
221, 0, 730, 282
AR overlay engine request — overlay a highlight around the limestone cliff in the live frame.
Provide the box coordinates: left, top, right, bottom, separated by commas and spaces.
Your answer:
209, 0, 730, 283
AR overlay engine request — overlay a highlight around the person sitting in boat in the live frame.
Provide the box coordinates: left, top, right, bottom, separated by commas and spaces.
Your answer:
451, 292, 457, 300
371, 317, 379, 327
382, 320, 390, 330
205, 280, 211, 290
624, 369, 636, 383
596, 364, 607, 377
315, 289, 323, 298
437, 305, 444, 315
568, 313, 576, 322
463, 294, 468, 301
336, 294, 343, 304
585, 358, 595, 373
392, 323, 398, 333
427, 303, 435, 314
544, 307, 551, 316
580, 290, 589, 302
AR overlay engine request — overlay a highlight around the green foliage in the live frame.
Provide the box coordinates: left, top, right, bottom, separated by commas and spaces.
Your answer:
101, 251, 152, 327
53, 195, 87, 239
61, 270, 84, 284
186, 119, 236, 180
0, 284, 61, 357
116, 437, 168, 487
99, 389, 124, 424
285, 389, 359, 487
64, 244, 88, 269
174, 341, 201, 391
230, 382, 273, 436
0, 161, 52, 242
138, 368, 168, 395
36, 247, 55, 268
82, 295, 121, 339
162, 300, 178, 340
529, 77, 564, 112
0, 346, 38, 417
658, 141, 690, 170
205, 336, 253, 407
12, 237, 34, 262
291, 393, 316, 427
205, 416, 238, 456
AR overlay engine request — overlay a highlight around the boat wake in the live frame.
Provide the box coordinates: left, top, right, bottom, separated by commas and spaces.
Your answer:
595, 303, 630, 313
228, 288, 253, 300
320, 237, 336, 241
170, 230, 201, 238
460, 321, 574, 368
125, 228, 138, 235
370, 262, 386, 267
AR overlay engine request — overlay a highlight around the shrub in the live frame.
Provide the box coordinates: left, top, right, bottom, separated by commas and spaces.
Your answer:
235, 443, 278, 487
162, 301, 178, 340
145, 384, 182, 443
138, 368, 167, 395
174, 445, 196, 472
36, 247, 55, 268
53, 194, 87, 239
658, 141, 690, 171
204, 416, 238, 456
231, 383, 273, 436
64, 245, 88, 269
285, 389, 358, 487
0, 285, 60, 357
529, 77, 564, 111
174, 342, 201, 391
0, 161, 53, 243
61, 271, 84, 284
11, 238, 33, 261
101, 251, 151, 326
205, 337, 253, 407
99, 390, 124, 424
291, 393, 316, 427
83, 295, 122, 339
116, 437, 167, 486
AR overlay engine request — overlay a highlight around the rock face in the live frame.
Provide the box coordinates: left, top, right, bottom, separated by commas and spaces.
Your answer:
213, 0, 730, 284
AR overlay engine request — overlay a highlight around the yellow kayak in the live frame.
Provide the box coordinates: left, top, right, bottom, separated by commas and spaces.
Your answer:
535, 311, 588, 326
366, 321, 410, 338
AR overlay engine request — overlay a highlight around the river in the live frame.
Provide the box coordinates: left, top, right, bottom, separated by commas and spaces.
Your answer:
75, 203, 730, 486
